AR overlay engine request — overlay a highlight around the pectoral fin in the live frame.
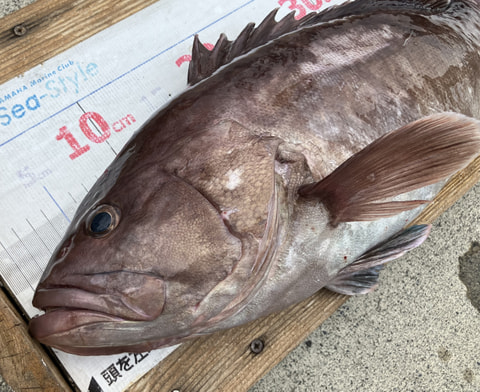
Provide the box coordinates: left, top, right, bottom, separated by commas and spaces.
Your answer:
326, 224, 431, 295
299, 113, 480, 225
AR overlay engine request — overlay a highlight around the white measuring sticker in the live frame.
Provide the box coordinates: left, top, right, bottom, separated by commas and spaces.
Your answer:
0, 0, 345, 390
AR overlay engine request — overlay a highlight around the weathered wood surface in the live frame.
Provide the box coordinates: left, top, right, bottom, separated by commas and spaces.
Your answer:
1, 0, 480, 391
0, 288, 71, 391
411, 156, 480, 226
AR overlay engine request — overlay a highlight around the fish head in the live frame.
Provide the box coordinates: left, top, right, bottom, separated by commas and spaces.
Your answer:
28, 139, 249, 354
29, 119, 282, 355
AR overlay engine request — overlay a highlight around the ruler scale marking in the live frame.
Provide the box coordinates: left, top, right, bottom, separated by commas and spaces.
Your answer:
11, 227, 43, 274
0, 240, 35, 294
40, 209, 64, 238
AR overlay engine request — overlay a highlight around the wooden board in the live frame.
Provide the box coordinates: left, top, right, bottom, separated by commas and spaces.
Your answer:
0, 287, 71, 391
1, 0, 480, 391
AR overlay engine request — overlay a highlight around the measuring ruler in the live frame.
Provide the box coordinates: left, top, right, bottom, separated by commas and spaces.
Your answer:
0, 0, 345, 390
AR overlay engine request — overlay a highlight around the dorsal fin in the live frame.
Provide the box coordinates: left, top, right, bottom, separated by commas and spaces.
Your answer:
188, 9, 317, 85
187, 0, 450, 85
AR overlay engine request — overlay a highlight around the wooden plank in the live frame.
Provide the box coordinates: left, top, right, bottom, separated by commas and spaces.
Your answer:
411, 156, 480, 225
1, 1, 480, 391
0, 288, 71, 391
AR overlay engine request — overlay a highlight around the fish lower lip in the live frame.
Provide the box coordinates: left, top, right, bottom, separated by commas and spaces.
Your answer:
28, 307, 187, 356
28, 308, 124, 349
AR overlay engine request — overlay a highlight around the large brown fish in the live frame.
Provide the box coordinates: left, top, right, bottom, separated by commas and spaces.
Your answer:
29, 0, 480, 355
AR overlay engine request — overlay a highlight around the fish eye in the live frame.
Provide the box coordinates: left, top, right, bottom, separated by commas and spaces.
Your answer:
86, 205, 120, 238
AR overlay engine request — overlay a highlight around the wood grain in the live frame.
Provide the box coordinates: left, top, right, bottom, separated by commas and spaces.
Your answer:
0, 288, 71, 391
1, 1, 480, 392
411, 156, 480, 225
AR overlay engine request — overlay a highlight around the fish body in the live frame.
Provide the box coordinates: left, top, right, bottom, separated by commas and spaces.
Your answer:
29, 0, 480, 355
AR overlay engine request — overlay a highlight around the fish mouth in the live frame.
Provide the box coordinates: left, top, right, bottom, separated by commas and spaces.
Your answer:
29, 307, 125, 352
31, 270, 166, 320
28, 285, 163, 355
29, 271, 167, 354
28, 288, 189, 356
28, 305, 189, 356
31, 286, 156, 321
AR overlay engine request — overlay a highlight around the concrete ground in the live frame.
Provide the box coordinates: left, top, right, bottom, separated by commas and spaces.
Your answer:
1, 1, 480, 391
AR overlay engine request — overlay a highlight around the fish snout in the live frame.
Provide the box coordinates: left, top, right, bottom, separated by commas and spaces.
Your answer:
29, 270, 166, 353
32, 270, 166, 321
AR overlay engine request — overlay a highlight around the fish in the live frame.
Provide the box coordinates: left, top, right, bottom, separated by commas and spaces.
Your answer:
29, 0, 480, 356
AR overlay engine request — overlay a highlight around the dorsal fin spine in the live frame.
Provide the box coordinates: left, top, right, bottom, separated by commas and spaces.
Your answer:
187, 0, 451, 85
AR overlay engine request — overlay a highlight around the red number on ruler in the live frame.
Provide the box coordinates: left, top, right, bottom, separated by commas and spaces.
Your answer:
278, 0, 329, 18
278, 0, 307, 19
301, 0, 328, 11
57, 112, 136, 160
79, 112, 111, 143
56, 126, 90, 160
